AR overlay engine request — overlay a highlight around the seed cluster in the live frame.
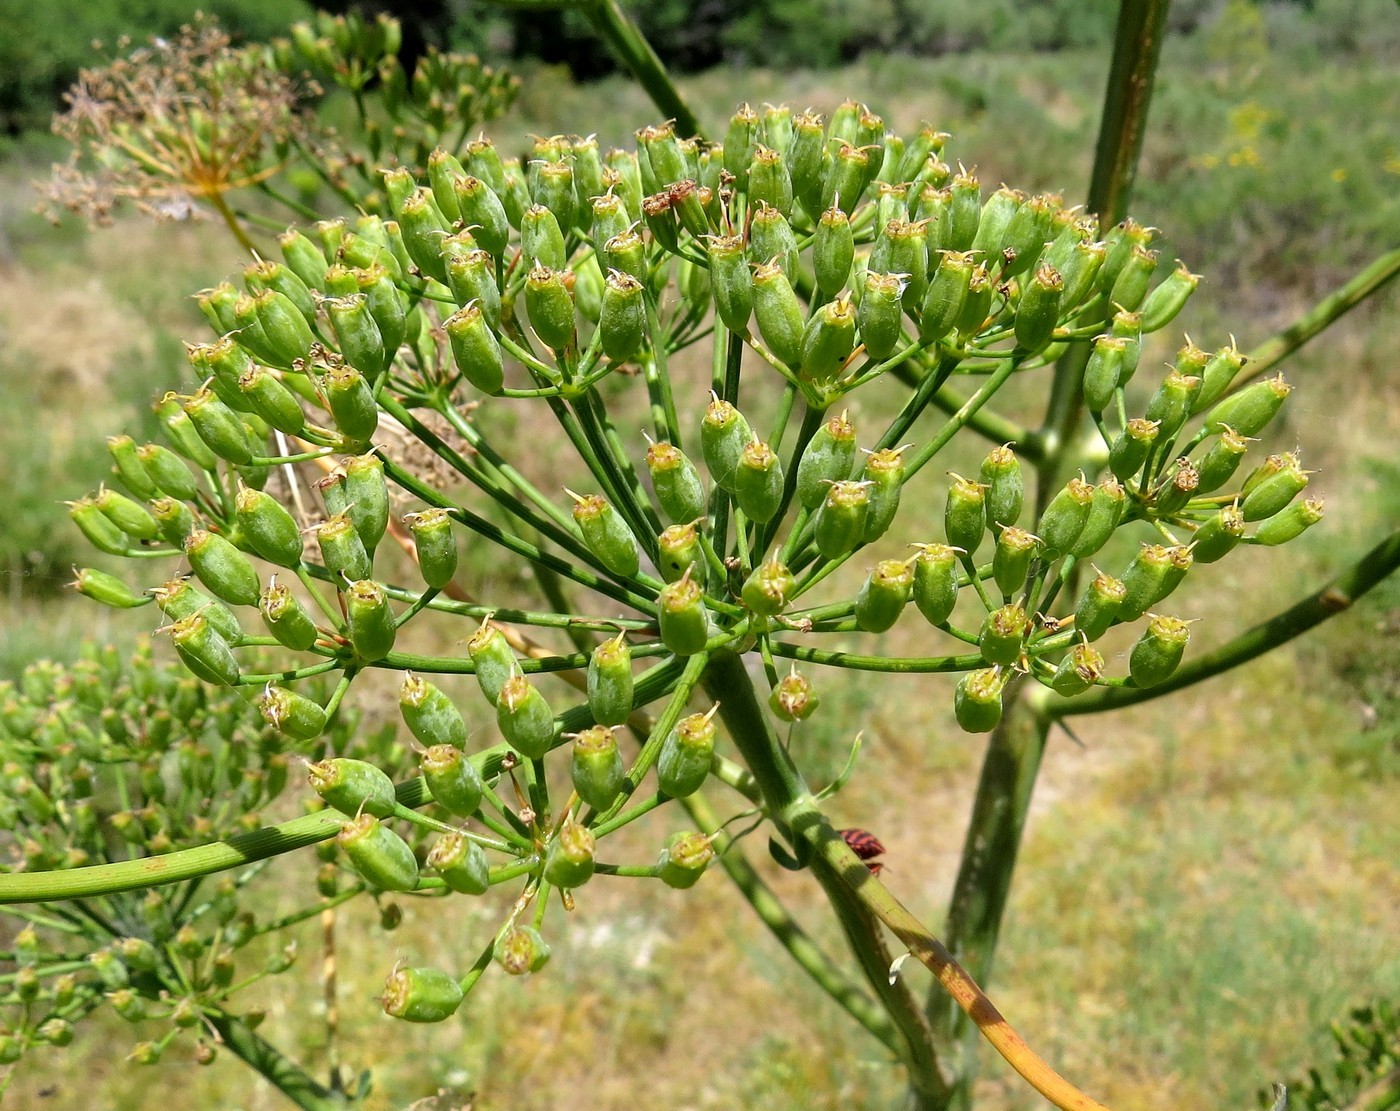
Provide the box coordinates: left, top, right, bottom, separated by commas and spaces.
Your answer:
65, 101, 1317, 1020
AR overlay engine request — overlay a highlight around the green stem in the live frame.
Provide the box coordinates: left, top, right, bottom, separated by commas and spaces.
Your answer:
583, 0, 703, 138
1050, 527, 1400, 717
701, 651, 953, 1105
1241, 246, 1400, 384
205, 1011, 347, 1111
930, 689, 1052, 1108
0, 780, 429, 905
679, 787, 903, 1056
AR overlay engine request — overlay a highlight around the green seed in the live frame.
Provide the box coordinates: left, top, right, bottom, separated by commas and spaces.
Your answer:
544, 820, 596, 889
185, 529, 261, 607
497, 674, 556, 758
742, 558, 797, 617
954, 667, 1006, 733
1073, 570, 1125, 642
258, 686, 327, 741
1253, 497, 1324, 546
815, 480, 871, 560
420, 744, 484, 817
752, 261, 805, 367
317, 513, 371, 583
979, 604, 1030, 666
343, 453, 389, 556
234, 485, 303, 568
1049, 642, 1105, 697
646, 440, 707, 525
309, 758, 397, 818
406, 508, 458, 589
428, 831, 490, 895
657, 571, 710, 656
855, 559, 914, 633
732, 440, 784, 523
796, 411, 859, 510
1204, 374, 1291, 436
857, 271, 905, 360
1069, 478, 1126, 560
345, 579, 396, 661
860, 447, 906, 542
259, 582, 319, 651
708, 235, 753, 334
467, 620, 520, 705
944, 473, 986, 555
658, 831, 714, 889
571, 725, 626, 811
992, 527, 1039, 598
167, 611, 240, 687
1129, 614, 1191, 687
382, 966, 463, 1023
495, 925, 550, 976
700, 397, 752, 492
400, 673, 469, 749
1192, 504, 1245, 563
571, 493, 640, 577
657, 708, 718, 798
1108, 418, 1159, 483
338, 814, 418, 892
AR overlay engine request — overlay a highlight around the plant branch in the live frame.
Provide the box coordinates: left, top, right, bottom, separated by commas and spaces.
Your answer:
1049, 527, 1400, 716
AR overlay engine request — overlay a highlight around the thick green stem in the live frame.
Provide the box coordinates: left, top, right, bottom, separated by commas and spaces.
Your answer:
0, 781, 428, 905
205, 1011, 348, 1110
678, 787, 904, 1056
930, 690, 1052, 1109
1050, 528, 1400, 717
584, 0, 703, 138
1241, 246, 1400, 384
702, 651, 953, 1106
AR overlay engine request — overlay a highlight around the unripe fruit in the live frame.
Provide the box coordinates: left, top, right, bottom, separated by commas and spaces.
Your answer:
317, 513, 371, 583
1253, 497, 1324, 545
344, 579, 396, 661
73, 567, 147, 609
1204, 374, 1291, 436
571, 493, 640, 577
310, 758, 396, 818
955, 667, 1007, 733
184, 389, 254, 464
742, 558, 797, 617
495, 925, 550, 976
645, 439, 706, 525
1192, 504, 1245, 563
1109, 418, 1159, 483
979, 604, 1030, 666
979, 444, 1023, 533
405, 508, 458, 589
992, 526, 1039, 597
814, 207, 855, 294
428, 831, 490, 895
1193, 342, 1247, 413
1241, 453, 1310, 521
445, 302, 505, 395
815, 480, 872, 560
571, 725, 626, 810
1049, 642, 1105, 697
944, 473, 986, 554
400, 673, 469, 749
658, 831, 714, 889
1129, 614, 1191, 687
700, 397, 752, 491
770, 667, 819, 721
1144, 369, 1200, 443
1117, 544, 1175, 622
732, 440, 784, 523
800, 295, 858, 384
421, 745, 484, 817
544, 820, 596, 889
260, 582, 318, 651
857, 271, 905, 360
600, 270, 648, 363
1083, 335, 1127, 413
796, 412, 859, 510
752, 261, 805, 367
1139, 261, 1199, 332
234, 486, 302, 568
338, 814, 418, 892
657, 570, 710, 656
524, 265, 576, 351
913, 543, 960, 625
496, 675, 556, 759
920, 251, 974, 343
521, 204, 567, 270
658, 708, 718, 797
657, 522, 701, 583
1069, 478, 1126, 559
185, 529, 261, 606
467, 621, 519, 704
861, 447, 906, 542
1196, 426, 1252, 493
1014, 264, 1063, 352
382, 966, 463, 1023
137, 442, 199, 501
327, 294, 386, 381
708, 235, 754, 334
855, 559, 915, 632
154, 577, 242, 644
258, 686, 327, 741
587, 633, 634, 726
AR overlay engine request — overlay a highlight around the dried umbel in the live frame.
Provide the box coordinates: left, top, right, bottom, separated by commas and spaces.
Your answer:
61, 100, 1318, 1060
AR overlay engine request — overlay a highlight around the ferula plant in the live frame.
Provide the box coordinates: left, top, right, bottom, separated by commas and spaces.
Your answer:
10, 4, 1400, 1110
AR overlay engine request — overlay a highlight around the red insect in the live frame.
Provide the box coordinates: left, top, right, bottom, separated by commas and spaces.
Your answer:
839, 828, 886, 875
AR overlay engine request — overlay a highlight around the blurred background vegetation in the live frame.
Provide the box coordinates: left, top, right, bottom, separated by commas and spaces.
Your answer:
0, 1, 1397, 1108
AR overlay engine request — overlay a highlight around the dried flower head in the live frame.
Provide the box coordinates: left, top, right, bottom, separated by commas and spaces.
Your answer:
39, 18, 311, 231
